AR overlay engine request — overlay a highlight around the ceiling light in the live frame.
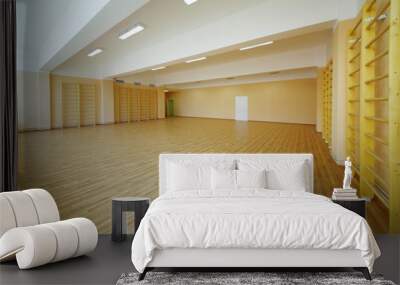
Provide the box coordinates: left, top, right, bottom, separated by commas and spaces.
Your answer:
184, 0, 198, 5
88, 48, 103, 57
118, 24, 144, 40
151, 66, 166, 71
185, 57, 206, 63
240, 41, 274, 51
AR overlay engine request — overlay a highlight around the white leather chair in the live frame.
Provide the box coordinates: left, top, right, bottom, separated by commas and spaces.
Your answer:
0, 189, 98, 269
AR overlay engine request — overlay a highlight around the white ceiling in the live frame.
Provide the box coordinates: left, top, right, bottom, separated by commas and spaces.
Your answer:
165, 67, 317, 91
51, 0, 361, 80
53, 0, 264, 77
17, 0, 362, 86
118, 29, 331, 88
16, 0, 148, 72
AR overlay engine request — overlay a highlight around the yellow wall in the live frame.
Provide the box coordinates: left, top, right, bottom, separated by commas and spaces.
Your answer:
168, 79, 317, 124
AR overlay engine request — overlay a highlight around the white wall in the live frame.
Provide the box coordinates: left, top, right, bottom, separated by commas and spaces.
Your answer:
16, 72, 24, 130
17, 71, 51, 131
331, 20, 354, 165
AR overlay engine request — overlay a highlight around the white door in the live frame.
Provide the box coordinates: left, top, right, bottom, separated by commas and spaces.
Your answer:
235, 96, 248, 121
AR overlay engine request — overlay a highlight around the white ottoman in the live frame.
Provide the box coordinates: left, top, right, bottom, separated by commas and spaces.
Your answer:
0, 189, 98, 269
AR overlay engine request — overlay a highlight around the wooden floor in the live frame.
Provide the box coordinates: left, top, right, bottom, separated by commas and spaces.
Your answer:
19, 117, 347, 234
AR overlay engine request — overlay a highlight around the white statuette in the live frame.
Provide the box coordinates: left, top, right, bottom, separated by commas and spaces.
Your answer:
343, 157, 352, 190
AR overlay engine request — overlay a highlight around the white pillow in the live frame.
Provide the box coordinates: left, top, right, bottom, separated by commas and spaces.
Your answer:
211, 168, 236, 190
166, 159, 236, 192
236, 169, 267, 189
167, 162, 211, 191
238, 159, 307, 191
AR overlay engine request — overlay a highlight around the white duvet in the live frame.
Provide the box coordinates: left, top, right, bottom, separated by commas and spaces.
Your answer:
131, 190, 380, 273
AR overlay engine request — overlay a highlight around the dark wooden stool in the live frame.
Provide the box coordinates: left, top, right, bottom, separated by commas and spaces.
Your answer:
332, 197, 369, 218
112, 197, 150, 242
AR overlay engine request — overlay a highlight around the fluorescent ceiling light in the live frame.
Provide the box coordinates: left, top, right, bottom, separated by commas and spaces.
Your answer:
240, 41, 274, 51
88, 48, 103, 57
184, 0, 198, 5
151, 66, 166, 71
185, 57, 206, 63
119, 24, 144, 40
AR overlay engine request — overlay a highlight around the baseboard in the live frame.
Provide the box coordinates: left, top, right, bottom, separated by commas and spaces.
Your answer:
18, 127, 51, 133
172, 116, 316, 126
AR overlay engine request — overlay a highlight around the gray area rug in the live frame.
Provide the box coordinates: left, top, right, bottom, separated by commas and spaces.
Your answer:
116, 272, 396, 285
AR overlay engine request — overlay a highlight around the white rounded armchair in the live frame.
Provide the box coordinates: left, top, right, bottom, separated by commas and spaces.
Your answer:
0, 189, 98, 269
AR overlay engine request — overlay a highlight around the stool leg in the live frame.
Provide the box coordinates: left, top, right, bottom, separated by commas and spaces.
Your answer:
134, 202, 149, 235
112, 202, 123, 242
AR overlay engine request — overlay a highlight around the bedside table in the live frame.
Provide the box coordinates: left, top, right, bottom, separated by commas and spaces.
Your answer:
112, 197, 150, 242
332, 198, 369, 218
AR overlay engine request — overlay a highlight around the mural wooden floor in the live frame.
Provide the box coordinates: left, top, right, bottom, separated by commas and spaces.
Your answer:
18, 117, 383, 233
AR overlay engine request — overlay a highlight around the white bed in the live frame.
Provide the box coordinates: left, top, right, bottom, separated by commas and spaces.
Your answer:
131, 153, 380, 280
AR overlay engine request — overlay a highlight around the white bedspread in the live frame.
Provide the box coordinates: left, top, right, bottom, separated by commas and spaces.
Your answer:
131, 190, 380, 273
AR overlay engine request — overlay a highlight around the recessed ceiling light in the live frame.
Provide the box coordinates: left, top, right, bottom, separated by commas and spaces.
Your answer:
88, 48, 103, 57
184, 0, 198, 5
185, 57, 206, 63
151, 66, 166, 71
118, 24, 144, 40
240, 41, 274, 51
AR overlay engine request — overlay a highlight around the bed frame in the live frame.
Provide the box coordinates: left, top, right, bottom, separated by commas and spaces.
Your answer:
141, 248, 370, 280
139, 154, 371, 280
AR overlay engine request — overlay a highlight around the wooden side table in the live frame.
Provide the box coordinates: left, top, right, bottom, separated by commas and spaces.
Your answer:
332, 198, 369, 218
112, 197, 150, 242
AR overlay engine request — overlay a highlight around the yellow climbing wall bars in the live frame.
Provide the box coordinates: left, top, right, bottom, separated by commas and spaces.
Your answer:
346, 0, 400, 232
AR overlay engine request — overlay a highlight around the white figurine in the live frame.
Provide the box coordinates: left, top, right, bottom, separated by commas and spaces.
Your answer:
343, 156, 352, 190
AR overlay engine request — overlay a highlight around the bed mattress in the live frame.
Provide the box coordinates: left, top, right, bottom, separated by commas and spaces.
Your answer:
131, 189, 380, 273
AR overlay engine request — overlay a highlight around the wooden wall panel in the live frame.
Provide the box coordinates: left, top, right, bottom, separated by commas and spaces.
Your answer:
114, 82, 161, 123
118, 86, 129, 123
52, 76, 100, 128
62, 83, 80, 127
140, 89, 149, 120
149, 89, 158, 119
114, 84, 120, 123
80, 84, 96, 126
130, 88, 140, 121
